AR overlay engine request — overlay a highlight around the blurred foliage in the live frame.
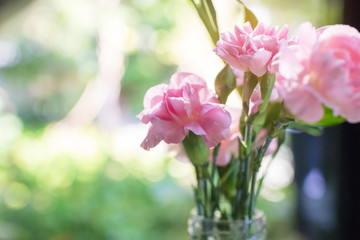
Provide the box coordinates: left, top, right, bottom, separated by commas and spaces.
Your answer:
0, 0, 191, 238
120, 0, 178, 114
1, 37, 93, 128
121, 52, 176, 114
0, 128, 193, 240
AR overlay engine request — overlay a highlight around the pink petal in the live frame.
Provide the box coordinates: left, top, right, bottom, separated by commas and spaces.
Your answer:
143, 84, 168, 109
140, 125, 163, 150
137, 102, 162, 124
184, 121, 206, 136
231, 67, 245, 86
284, 88, 324, 123
165, 97, 188, 123
248, 49, 272, 77
199, 106, 232, 148
278, 25, 289, 40
339, 98, 360, 123
151, 117, 187, 144
213, 136, 238, 166
317, 24, 360, 40
169, 72, 207, 90
271, 45, 304, 80
297, 22, 317, 48
249, 86, 264, 114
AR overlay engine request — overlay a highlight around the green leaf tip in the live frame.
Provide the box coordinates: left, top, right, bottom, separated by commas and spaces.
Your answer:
236, 0, 259, 29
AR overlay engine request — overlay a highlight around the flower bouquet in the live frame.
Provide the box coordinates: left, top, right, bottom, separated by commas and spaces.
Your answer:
138, 0, 360, 239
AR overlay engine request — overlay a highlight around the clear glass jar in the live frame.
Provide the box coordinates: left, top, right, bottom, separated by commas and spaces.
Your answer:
188, 209, 266, 240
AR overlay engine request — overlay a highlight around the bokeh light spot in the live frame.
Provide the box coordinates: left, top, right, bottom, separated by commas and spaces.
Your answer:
4, 182, 30, 209
105, 161, 128, 181
32, 191, 52, 212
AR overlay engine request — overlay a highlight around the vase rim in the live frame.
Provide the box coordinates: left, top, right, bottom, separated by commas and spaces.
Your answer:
190, 208, 266, 224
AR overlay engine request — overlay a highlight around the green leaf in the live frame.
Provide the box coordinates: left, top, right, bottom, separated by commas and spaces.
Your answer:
252, 110, 267, 134
217, 158, 238, 201
258, 73, 275, 113
204, 0, 218, 32
315, 106, 345, 126
215, 64, 236, 103
253, 102, 281, 134
263, 102, 281, 129
236, 0, 258, 28
242, 72, 258, 115
288, 122, 323, 136
190, 0, 219, 46
239, 107, 246, 137
271, 129, 286, 158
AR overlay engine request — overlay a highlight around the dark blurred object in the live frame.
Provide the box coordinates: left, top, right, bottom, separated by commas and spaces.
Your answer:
0, 0, 34, 23
0, 0, 9, 7
0, 0, 31, 9
293, 127, 341, 240
0, 0, 34, 14
341, 5, 360, 239
343, 0, 360, 29
339, 123, 360, 239
337, 1, 360, 239
293, 125, 360, 240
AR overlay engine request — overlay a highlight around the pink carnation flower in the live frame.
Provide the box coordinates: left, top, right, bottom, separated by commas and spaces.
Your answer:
272, 22, 360, 123
214, 22, 289, 77
138, 72, 231, 150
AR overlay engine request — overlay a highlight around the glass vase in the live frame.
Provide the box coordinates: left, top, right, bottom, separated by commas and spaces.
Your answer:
188, 209, 266, 240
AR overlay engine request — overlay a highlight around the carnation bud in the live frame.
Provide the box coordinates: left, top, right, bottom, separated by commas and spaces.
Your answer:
182, 131, 210, 165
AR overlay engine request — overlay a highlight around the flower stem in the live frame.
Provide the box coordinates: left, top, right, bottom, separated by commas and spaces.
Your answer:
248, 170, 258, 220
238, 155, 251, 219
233, 122, 253, 220
195, 164, 211, 240
195, 164, 208, 217
210, 144, 220, 217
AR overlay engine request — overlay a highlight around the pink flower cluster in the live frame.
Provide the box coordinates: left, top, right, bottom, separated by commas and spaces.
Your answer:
216, 21, 360, 123
214, 22, 289, 77
139, 21, 360, 163
138, 72, 231, 150
272, 22, 360, 123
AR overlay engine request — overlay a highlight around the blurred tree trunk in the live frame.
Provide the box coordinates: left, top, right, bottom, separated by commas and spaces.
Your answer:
0, 0, 34, 24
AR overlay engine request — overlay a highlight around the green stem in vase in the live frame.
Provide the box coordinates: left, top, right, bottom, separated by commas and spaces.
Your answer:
248, 170, 258, 220
232, 122, 253, 220
249, 136, 273, 219
195, 164, 209, 217
238, 155, 252, 219
210, 144, 220, 218
195, 164, 211, 240
232, 140, 245, 220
